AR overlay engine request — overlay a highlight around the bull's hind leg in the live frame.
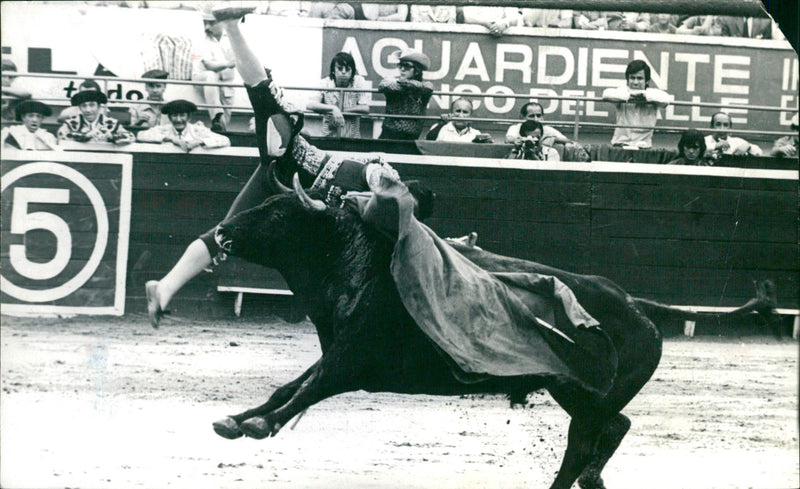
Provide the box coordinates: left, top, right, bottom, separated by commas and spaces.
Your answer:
213, 359, 320, 439
577, 413, 631, 489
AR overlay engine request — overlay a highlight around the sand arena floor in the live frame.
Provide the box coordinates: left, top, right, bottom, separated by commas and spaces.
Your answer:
1, 315, 797, 489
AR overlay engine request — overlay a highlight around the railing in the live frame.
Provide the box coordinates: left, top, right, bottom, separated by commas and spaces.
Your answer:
4, 71, 798, 141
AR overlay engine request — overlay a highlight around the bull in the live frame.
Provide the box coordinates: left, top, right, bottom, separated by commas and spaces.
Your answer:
209, 174, 777, 489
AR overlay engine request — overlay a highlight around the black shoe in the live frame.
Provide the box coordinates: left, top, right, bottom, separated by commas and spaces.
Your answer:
212, 5, 256, 22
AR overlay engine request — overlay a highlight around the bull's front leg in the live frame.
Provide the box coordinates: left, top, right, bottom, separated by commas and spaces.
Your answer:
237, 346, 362, 440
213, 359, 321, 439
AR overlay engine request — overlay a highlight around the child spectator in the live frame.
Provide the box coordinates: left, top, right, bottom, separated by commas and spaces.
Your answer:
409, 5, 456, 24
57, 79, 106, 124
704, 112, 763, 157
1, 100, 59, 150
378, 49, 433, 140
193, 11, 236, 132
508, 120, 560, 161
425, 98, 489, 142
770, 114, 798, 158
307, 52, 371, 138
602, 59, 672, 149
57, 90, 134, 145
137, 99, 230, 152
667, 129, 711, 165
2, 58, 32, 122
130, 69, 169, 128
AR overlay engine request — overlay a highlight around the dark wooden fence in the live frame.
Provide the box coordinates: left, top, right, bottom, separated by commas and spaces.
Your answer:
119, 144, 798, 321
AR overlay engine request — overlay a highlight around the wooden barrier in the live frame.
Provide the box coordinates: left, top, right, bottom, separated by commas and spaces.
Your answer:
4, 142, 795, 329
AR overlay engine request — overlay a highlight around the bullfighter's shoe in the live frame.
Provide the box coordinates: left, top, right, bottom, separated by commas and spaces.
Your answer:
145, 280, 167, 329
212, 5, 256, 23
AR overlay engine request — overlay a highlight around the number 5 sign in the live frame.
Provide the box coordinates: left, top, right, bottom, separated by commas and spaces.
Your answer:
1, 151, 132, 316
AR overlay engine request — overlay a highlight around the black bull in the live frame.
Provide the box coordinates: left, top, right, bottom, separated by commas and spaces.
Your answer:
209, 179, 777, 489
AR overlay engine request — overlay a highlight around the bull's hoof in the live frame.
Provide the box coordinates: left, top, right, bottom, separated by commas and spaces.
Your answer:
213, 417, 243, 439
240, 417, 274, 439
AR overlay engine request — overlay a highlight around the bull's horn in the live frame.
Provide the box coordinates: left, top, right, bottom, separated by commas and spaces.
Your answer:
292, 173, 326, 212
267, 161, 292, 194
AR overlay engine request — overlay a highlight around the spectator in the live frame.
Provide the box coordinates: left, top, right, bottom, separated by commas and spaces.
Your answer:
2, 58, 32, 122
409, 5, 456, 24
647, 14, 677, 34
461, 6, 522, 37
704, 112, 763, 157
521, 9, 573, 28
130, 69, 169, 129
308, 2, 355, 19
667, 129, 711, 166
58, 79, 106, 124
362, 4, 408, 22
770, 114, 798, 158
377, 48, 433, 140
676, 16, 722, 36
137, 99, 230, 152
573, 11, 610, 30
505, 102, 570, 147
508, 120, 560, 161
306, 52, 371, 138
1, 100, 59, 150
57, 90, 134, 144
613, 12, 650, 32
718, 16, 773, 39
193, 11, 236, 132
425, 98, 489, 142
602, 59, 672, 149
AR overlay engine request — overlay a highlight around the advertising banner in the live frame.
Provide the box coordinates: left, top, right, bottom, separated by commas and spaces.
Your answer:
322, 26, 799, 131
1, 151, 132, 316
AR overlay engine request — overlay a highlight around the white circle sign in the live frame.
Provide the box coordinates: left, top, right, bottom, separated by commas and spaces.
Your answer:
1, 162, 109, 303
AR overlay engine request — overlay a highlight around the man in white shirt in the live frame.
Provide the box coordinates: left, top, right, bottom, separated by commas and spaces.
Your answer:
193, 12, 236, 132
137, 99, 230, 152
704, 112, 762, 157
1, 100, 59, 150
505, 102, 569, 147
602, 59, 672, 149
425, 98, 488, 143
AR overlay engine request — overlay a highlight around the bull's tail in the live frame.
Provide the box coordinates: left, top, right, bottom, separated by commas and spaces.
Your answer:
634, 280, 780, 326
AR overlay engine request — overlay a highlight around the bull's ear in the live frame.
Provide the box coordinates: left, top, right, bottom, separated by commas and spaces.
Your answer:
293, 173, 326, 212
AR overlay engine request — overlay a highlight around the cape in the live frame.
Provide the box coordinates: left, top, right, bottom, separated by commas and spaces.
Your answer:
347, 180, 619, 395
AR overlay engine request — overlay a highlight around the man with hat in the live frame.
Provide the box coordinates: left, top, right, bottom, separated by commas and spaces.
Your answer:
1, 99, 59, 150
771, 114, 799, 158
137, 98, 230, 152
2, 58, 32, 122
377, 48, 434, 140
130, 69, 170, 128
57, 90, 134, 144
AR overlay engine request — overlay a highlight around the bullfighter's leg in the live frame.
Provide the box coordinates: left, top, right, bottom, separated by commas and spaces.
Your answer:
146, 164, 270, 328
213, 359, 320, 439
